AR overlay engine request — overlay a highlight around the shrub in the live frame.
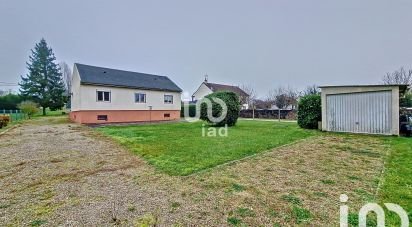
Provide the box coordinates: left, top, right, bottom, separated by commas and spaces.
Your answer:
17, 101, 39, 118
297, 94, 321, 129
200, 91, 241, 127
180, 104, 197, 117
0, 115, 10, 128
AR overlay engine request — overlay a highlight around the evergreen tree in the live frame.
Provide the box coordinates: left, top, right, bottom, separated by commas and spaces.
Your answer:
19, 38, 65, 115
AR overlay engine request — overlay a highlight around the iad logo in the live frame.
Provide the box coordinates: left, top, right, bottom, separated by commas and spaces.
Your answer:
201, 123, 228, 137
182, 98, 227, 123
182, 98, 228, 137
340, 194, 409, 227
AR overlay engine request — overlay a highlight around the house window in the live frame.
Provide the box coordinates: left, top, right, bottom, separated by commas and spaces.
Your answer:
97, 91, 110, 102
164, 95, 173, 104
97, 115, 108, 121
164, 113, 170, 118
135, 93, 146, 103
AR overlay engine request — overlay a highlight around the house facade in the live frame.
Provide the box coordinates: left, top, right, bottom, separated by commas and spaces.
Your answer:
70, 63, 182, 124
192, 77, 249, 109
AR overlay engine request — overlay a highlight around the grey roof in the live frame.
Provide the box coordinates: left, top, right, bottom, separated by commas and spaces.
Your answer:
319, 84, 408, 88
204, 82, 249, 97
320, 84, 408, 92
75, 63, 182, 92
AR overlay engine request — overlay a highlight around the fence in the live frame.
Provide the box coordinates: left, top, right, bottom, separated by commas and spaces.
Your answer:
0, 109, 28, 122
239, 109, 297, 120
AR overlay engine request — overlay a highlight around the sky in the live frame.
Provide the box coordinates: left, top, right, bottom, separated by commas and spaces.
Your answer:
1, 0, 412, 99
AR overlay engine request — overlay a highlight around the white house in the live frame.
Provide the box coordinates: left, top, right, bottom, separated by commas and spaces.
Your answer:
192, 77, 249, 109
70, 63, 182, 124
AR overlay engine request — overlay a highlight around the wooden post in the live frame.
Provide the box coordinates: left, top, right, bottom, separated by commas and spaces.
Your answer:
278, 109, 281, 122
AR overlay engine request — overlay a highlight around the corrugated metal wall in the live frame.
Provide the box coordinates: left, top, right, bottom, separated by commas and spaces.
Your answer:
326, 91, 392, 134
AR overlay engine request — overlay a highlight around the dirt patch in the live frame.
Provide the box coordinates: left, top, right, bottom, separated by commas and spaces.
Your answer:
0, 117, 387, 226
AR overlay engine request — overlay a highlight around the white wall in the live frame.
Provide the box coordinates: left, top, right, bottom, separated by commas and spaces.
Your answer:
192, 83, 212, 101
71, 66, 181, 111
71, 65, 81, 111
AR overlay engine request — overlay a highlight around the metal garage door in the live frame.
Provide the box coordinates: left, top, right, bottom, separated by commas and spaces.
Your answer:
326, 91, 392, 134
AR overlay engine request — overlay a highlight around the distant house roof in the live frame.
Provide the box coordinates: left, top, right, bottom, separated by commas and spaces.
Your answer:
75, 63, 182, 92
204, 82, 248, 97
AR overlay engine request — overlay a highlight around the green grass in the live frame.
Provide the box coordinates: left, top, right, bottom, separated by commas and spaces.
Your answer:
30, 220, 47, 227
231, 183, 246, 192
292, 205, 311, 224
227, 217, 242, 226
281, 194, 302, 205
96, 120, 317, 175
378, 137, 412, 225
33, 108, 68, 117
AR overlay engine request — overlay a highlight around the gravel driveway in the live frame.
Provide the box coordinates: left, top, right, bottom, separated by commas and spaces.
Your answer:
0, 117, 386, 226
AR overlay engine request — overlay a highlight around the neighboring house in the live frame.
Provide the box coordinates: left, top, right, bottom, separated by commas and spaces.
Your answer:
70, 63, 182, 124
192, 77, 249, 109
320, 84, 408, 135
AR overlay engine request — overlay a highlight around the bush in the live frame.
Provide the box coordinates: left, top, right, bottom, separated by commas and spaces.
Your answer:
17, 101, 39, 118
297, 94, 321, 129
180, 104, 197, 117
0, 115, 10, 128
200, 91, 241, 127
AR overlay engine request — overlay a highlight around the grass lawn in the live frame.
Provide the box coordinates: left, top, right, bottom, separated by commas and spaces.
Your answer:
378, 137, 412, 225
2, 116, 411, 226
96, 120, 318, 175
33, 108, 68, 117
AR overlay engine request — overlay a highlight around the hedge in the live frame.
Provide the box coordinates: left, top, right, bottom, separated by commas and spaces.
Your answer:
297, 94, 321, 129
180, 104, 197, 117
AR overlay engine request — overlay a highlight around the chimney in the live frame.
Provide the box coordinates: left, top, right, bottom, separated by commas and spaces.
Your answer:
204, 74, 208, 83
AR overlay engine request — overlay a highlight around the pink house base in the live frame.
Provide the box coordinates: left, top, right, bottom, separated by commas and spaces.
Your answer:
69, 110, 180, 124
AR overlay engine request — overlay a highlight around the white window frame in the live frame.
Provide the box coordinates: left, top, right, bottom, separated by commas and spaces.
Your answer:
135, 93, 146, 103
164, 94, 173, 104
96, 90, 111, 102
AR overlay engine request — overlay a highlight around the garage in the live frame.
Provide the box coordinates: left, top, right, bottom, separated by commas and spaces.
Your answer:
320, 85, 407, 135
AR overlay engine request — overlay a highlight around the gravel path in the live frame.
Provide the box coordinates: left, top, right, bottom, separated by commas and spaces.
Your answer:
0, 117, 386, 226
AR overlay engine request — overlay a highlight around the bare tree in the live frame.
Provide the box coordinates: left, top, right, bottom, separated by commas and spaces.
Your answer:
241, 84, 257, 106
267, 87, 289, 121
302, 84, 320, 96
254, 99, 271, 109
285, 86, 298, 110
59, 62, 72, 93
382, 67, 412, 86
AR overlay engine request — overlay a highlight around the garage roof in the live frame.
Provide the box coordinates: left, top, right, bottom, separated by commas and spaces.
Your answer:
75, 63, 182, 92
319, 84, 408, 92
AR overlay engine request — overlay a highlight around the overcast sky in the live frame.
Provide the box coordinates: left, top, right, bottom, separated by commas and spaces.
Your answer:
1, 0, 411, 98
